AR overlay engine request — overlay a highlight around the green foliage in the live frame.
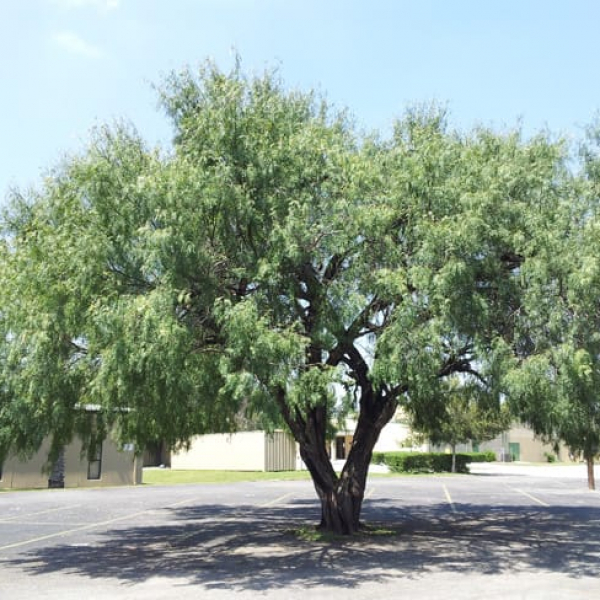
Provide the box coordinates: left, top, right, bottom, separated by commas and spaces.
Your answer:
371, 451, 386, 465
368, 449, 496, 466
1, 61, 358, 456
503, 125, 600, 475
467, 451, 496, 463
409, 376, 511, 453
381, 451, 472, 473
0, 56, 587, 510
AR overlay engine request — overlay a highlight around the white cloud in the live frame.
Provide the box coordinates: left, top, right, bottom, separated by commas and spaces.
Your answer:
52, 31, 104, 59
49, 0, 120, 11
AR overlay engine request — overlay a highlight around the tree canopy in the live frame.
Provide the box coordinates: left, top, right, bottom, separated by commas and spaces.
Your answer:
410, 376, 511, 472
0, 59, 594, 530
505, 120, 600, 489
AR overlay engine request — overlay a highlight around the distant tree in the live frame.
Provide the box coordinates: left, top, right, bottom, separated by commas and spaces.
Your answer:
411, 377, 511, 472
0, 60, 567, 532
506, 127, 600, 489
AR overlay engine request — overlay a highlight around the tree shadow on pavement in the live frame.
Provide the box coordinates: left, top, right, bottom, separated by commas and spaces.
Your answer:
5, 498, 600, 592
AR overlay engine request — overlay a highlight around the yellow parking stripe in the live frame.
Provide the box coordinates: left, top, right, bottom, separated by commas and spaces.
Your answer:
443, 484, 457, 513
0, 505, 83, 523
259, 492, 293, 507
511, 487, 550, 507
0, 495, 206, 552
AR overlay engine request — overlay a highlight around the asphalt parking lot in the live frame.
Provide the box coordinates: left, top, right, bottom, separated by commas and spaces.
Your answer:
1, 464, 599, 599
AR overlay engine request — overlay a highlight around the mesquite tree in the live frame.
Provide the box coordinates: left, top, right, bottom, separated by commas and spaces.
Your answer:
410, 377, 511, 473
0, 61, 565, 533
506, 125, 600, 490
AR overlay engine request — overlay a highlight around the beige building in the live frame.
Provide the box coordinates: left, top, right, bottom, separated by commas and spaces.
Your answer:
478, 424, 572, 463
0, 436, 142, 489
330, 415, 420, 461
332, 411, 573, 464
170, 430, 296, 472
155, 417, 575, 476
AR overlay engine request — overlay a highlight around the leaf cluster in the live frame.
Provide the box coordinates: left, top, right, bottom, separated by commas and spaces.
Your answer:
0, 58, 591, 466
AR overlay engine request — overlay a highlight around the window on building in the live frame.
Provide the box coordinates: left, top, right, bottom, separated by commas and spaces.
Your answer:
335, 436, 346, 460
87, 441, 103, 480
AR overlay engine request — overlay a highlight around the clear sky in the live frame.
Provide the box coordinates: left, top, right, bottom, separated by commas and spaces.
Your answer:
2, 0, 600, 199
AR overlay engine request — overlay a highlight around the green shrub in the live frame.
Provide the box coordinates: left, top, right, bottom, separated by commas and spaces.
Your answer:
467, 451, 496, 463
381, 451, 472, 473
544, 452, 557, 463
394, 452, 429, 472
380, 452, 410, 472
434, 453, 471, 473
371, 451, 386, 465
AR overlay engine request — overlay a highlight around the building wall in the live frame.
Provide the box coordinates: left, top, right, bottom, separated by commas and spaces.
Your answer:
329, 415, 416, 461
480, 424, 572, 462
0, 437, 141, 489
171, 431, 296, 471
264, 431, 297, 471
0, 439, 54, 489
374, 421, 413, 452
325, 413, 571, 465
63, 439, 142, 488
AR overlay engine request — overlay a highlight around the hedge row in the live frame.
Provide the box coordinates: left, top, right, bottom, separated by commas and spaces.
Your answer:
371, 451, 387, 465
468, 451, 496, 463
370, 450, 496, 473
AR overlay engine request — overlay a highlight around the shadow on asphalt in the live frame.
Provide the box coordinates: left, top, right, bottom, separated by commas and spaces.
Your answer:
7, 499, 600, 591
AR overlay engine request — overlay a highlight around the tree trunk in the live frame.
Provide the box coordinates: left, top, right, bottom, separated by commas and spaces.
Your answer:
298, 397, 397, 535
299, 440, 367, 535
315, 477, 363, 535
451, 443, 457, 474
585, 452, 596, 491
274, 354, 399, 535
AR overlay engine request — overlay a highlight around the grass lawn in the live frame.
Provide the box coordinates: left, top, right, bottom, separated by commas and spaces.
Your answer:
143, 468, 312, 485
142, 468, 441, 485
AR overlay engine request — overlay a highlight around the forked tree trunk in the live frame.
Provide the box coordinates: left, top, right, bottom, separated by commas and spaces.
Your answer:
302, 454, 371, 534
314, 436, 374, 534
298, 441, 367, 535
297, 399, 397, 535
275, 352, 399, 535
315, 476, 364, 535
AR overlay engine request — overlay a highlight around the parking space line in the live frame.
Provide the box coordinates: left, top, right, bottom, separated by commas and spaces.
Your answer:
259, 492, 293, 508
365, 487, 376, 500
0, 521, 91, 527
0, 495, 208, 552
0, 512, 150, 552
443, 484, 457, 513
511, 487, 550, 507
0, 505, 83, 523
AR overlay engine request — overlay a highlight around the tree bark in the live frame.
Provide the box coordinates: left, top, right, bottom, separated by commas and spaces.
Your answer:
451, 443, 457, 473
296, 394, 398, 535
273, 329, 400, 535
277, 385, 397, 534
585, 452, 596, 491
315, 478, 362, 535
298, 430, 365, 535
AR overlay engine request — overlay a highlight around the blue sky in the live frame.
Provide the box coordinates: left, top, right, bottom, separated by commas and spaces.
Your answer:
2, 0, 600, 199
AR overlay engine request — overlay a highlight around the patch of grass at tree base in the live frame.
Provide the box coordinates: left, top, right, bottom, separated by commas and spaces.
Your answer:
288, 522, 400, 543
